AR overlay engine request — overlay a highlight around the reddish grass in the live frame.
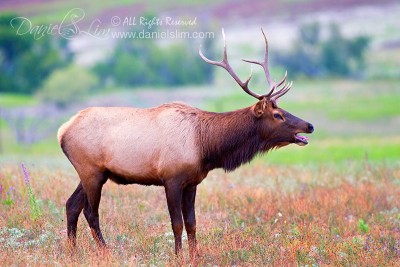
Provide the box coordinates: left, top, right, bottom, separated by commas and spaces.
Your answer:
0, 161, 399, 266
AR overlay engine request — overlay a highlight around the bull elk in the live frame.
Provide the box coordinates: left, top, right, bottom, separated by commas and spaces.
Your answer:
58, 28, 314, 260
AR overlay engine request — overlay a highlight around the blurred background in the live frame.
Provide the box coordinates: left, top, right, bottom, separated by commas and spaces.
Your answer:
0, 0, 399, 165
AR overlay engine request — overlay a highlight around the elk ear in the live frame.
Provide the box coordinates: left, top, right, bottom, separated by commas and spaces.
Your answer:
252, 99, 267, 118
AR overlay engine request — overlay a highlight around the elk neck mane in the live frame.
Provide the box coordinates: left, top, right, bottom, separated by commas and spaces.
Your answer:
196, 107, 277, 172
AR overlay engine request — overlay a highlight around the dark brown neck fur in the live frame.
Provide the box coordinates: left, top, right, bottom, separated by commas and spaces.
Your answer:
197, 107, 276, 172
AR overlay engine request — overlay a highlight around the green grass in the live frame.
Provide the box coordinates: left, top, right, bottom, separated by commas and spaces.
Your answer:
1, 139, 61, 156
263, 137, 400, 165
281, 95, 400, 121
208, 79, 400, 122
0, 93, 37, 107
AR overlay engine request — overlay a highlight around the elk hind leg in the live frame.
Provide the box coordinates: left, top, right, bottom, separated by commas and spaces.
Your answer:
81, 171, 107, 247
66, 182, 85, 247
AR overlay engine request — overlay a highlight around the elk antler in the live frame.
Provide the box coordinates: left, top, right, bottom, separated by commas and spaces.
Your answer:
242, 28, 292, 102
199, 28, 292, 102
199, 29, 261, 99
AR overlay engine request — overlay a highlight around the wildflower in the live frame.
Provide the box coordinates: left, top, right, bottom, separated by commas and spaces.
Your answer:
21, 162, 31, 185
20, 163, 42, 219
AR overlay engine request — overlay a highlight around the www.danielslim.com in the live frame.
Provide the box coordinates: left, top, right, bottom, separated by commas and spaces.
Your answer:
111, 29, 214, 39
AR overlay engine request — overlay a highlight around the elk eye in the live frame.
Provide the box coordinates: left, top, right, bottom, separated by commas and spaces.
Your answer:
274, 113, 283, 120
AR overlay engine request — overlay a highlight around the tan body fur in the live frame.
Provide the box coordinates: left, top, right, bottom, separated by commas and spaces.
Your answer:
59, 103, 206, 187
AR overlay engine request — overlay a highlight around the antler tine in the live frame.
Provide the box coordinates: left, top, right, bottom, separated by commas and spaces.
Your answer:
242, 28, 276, 96
242, 28, 292, 101
271, 81, 293, 101
263, 70, 288, 98
199, 29, 227, 68
199, 29, 263, 100
242, 28, 273, 85
276, 70, 288, 87
222, 29, 228, 62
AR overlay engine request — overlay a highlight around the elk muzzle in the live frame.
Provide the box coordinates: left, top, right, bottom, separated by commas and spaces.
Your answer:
294, 123, 314, 146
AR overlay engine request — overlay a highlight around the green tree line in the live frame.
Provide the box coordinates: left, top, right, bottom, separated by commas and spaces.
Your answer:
1, 11, 370, 104
274, 22, 370, 78
0, 13, 72, 94
92, 26, 214, 87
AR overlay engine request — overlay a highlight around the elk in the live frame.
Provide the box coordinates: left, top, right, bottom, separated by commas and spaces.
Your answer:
58, 28, 314, 260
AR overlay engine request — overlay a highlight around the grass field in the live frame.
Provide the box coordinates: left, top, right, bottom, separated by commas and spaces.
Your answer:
0, 161, 399, 266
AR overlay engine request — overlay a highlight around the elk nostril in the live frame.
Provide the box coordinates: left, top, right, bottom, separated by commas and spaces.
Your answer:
307, 123, 314, 133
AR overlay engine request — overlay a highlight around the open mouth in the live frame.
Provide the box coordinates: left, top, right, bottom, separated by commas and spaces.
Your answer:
294, 133, 309, 146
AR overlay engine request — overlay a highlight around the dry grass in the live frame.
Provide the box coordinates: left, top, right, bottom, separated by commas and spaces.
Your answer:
0, 161, 399, 266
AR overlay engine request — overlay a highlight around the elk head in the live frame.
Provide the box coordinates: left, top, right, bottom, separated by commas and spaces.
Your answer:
199, 28, 314, 147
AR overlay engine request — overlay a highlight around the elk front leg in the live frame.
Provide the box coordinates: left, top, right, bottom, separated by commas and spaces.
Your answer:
182, 186, 198, 261
164, 183, 184, 256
